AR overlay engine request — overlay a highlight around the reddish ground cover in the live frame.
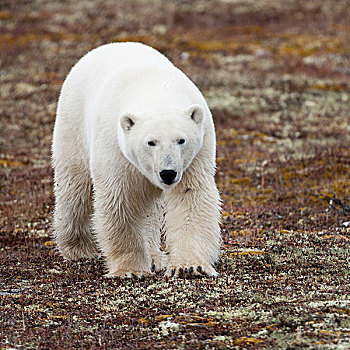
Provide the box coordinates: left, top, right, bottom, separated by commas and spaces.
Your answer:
1, 0, 349, 348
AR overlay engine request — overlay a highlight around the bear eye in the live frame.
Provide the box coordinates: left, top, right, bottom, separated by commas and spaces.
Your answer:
178, 138, 185, 145
148, 141, 156, 146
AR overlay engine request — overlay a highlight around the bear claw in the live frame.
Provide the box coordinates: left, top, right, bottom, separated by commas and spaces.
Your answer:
165, 263, 218, 278
150, 253, 168, 272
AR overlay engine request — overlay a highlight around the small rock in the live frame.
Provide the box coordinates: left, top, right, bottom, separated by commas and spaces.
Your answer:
213, 335, 226, 341
181, 51, 190, 62
152, 24, 167, 35
159, 320, 180, 336
305, 100, 316, 107
15, 82, 36, 97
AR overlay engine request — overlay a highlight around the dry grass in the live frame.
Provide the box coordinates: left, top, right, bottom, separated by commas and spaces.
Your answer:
1, 0, 350, 348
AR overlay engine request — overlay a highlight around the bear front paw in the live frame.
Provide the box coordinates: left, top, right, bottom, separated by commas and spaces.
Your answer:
165, 262, 218, 278
151, 252, 168, 272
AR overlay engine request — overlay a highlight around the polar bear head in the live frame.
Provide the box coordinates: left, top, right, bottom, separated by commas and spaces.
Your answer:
118, 105, 204, 190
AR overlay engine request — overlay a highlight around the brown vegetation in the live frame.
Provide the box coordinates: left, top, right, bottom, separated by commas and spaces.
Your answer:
1, 0, 349, 348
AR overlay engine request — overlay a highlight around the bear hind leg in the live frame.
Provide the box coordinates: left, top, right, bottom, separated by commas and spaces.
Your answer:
53, 164, 98, 260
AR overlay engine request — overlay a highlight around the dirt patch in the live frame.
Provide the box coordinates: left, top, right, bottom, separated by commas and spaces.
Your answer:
1, 0, 349, 348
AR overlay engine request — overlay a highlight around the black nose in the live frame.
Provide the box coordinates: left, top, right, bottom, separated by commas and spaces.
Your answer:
159, 170, 177, 185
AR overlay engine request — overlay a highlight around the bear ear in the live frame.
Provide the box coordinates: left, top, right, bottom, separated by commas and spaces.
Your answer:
186, 104, 203, 124
120, 113, 136, 131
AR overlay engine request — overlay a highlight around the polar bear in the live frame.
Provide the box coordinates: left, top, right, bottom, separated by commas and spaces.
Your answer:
52, 42, 221, 278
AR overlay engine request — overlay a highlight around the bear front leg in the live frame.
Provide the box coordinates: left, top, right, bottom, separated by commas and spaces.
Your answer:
144, 199, 168, 272
164, 174, 221, 278
92, 165, 160, 278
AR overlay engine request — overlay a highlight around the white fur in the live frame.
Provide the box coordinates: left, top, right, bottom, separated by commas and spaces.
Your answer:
52, 42, 221, 278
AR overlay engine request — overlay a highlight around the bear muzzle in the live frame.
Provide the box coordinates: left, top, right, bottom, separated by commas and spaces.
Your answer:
159, 169, 178, 185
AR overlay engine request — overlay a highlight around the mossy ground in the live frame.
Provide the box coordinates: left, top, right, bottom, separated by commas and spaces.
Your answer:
1, 0, 349, 348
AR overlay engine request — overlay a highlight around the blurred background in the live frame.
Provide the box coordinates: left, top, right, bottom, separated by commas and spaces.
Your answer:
1, 0, 349, 229
1, 1, 350, 347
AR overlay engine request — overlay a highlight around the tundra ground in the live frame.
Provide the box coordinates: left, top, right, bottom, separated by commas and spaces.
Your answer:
1, 0, 349, 348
